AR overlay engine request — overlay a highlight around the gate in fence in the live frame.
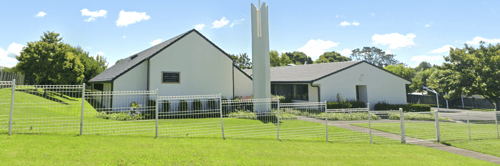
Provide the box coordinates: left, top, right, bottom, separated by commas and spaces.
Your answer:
0, 81, 13, 133
11, 84, 83, 134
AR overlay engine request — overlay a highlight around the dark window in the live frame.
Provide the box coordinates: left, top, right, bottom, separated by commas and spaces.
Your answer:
271, 84, 308, 101
94, 84, 104, 91
162, 72, 180, 83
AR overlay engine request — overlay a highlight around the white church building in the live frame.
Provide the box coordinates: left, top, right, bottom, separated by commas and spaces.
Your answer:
89, 29, 411, 110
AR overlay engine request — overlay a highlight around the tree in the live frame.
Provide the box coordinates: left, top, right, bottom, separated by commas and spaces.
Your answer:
384, 64, 415, 81
410, 67, 438, 92
230, 53, 252, 69
269, 50, 281, 67
429, 42, 500, 111
314, 51, 351, 64
15, 31, 106, 84
282, 51, 313, 65
414, 61, 432, 72
350, 47, 402, 67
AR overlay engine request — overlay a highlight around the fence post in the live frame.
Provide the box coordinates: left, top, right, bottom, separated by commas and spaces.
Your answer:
325, 101, 328, 142
219, 93, 225, 139
495, 108, 499, 139
80, 83, 85, 135
8, 79, 15, 135
368, 103, 372, 144
400, 108, 405, 143
467, 111, 471, 141
435, 110, 440, 142
155, 89, 159, 138
277, 97, 280, 140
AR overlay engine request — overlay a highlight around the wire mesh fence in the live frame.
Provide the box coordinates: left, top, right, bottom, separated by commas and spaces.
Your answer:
157, 94, 222, 138
11, 85, 83, 134
0, 81, 13, 132
83, 90, 157, 136
2, 80, 499, 144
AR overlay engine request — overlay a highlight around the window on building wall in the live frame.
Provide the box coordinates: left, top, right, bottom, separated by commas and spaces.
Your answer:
272, 84, 308, 101
162, 72, 180, 83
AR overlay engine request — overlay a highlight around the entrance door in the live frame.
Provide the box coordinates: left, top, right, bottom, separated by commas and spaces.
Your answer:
356, 85, 368, 103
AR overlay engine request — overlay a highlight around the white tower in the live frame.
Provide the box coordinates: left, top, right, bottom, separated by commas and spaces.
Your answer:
251, 1, 271, 112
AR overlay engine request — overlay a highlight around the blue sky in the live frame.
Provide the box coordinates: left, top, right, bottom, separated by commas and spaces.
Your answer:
1, 0, 500, 68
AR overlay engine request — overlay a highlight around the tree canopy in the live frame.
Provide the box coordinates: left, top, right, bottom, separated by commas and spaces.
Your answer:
15, 31, 107, 85
350, 47, 402, 67
230, 53, 252, 69
427, 42, 500, 110
282, 51, 313, 65
314, 51, 351, 64
414, 61, 432, 72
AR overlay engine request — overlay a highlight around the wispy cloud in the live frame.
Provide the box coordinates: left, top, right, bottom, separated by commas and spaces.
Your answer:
35, 12, 46, 18
430, 45, 454, 53
116, 10, 150, 27
194, 24, 205, 31
340, 21, 359, 26
81, 9, 107, 22
466, 36, 500, 45
230, 18, 245, 27
339, 48, 352, 56
372, 33, 416, 49
150, 39, 162, 46
211, 17, 230, 28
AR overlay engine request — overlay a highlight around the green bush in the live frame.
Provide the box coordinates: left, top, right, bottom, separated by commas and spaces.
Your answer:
144, 99, 156, 119
327, 101, 367, 109
94, 112, 143, 121
227, 111, 257, 119
207, 99, 217, 109
192, 100, 203, 110
374, 102, 431, 112
179, 100, 189, 111
315, 113, 379, 121
273, 110, 298, 120
388, 113, 450, 122
349, 101, 367, 108
163, 100, 171, 112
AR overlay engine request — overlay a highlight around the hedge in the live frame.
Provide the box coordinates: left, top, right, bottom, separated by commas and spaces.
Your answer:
374, 102, 431, 112
327, 101, 367, 109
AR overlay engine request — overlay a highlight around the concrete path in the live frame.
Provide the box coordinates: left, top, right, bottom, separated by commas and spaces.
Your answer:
301, 118, 500, 164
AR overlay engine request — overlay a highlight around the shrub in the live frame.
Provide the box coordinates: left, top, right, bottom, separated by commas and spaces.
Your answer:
273, 110, 298, 120
315, 113, 380, 121
327, 101, 367, 109
388, 113, 450, 122
94, 112, 143, 121
227, 111, 257, 119
272, 95, 288, 103
207, 99, 217, 110
163, 100, 171, 112
349, 101, 367, 108
374, 102, 431, 112
192, 100, 203, 110
178, 100, 189, 111
144, 99, 156, 119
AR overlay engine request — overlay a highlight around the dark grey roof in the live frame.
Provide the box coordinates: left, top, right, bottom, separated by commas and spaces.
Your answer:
244, 61, 411, 83
89, 30, 191, 83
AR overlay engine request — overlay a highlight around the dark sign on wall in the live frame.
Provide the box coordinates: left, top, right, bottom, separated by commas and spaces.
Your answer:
162, 72, 180, 83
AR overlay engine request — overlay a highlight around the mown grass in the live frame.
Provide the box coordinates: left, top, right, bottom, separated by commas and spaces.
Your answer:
443, 139, 500, 157
0, 134, 496, 165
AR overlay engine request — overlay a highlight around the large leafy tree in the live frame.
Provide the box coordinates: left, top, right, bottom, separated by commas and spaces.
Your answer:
230, 53, 252, 69
384, 64, 415, 81
15, 31, 107, 84
428, 42, 500, 110
269, 50, 281, 67
282, 51, 313, 65
414, 61, 432, 72
314, 51, 351, 64
350, 47, 402, 67
410, 67, 438, 92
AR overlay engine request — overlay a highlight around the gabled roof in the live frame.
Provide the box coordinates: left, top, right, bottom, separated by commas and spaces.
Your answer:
89, 29, 252, 83
244, 61, 412, 83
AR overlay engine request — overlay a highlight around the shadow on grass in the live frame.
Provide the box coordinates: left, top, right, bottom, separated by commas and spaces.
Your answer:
16, 89, 79, 105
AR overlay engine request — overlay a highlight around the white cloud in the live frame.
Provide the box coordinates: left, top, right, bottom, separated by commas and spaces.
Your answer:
425, 24, 431, 28
97, 51, 104, 55
339, 48, 352, 56
340, 21, 359, 26
280, 50, 287, 54
372, 33, 416, 49
0, 43, 24, 67
340, 21, 350, 26
230, 18, 245, 27
409, 55, 443, 67
211, 17, 230, 28
81, 9, 107, 22
466, 36, 500, 45
430, 45, 454, 53
150, 39, 162, 46
297, 39, 339, 60
116, 10, 150, 27
36, 12, 46, 17
194, 24, 205, 31
123, 36, 126, 39
385, 50, 392, 54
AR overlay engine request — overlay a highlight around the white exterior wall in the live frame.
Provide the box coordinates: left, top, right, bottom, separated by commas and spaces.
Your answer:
309, 84, 319, 102
234, 66, 253, 97
149, 32, 233, 99
314, 62, 410, 110
112, 61, 148, 109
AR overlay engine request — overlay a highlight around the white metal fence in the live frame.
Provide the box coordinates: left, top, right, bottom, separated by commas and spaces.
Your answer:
2, 79, 499, 145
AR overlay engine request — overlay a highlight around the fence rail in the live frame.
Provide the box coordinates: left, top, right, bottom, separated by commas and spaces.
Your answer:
1, 79, 499, 145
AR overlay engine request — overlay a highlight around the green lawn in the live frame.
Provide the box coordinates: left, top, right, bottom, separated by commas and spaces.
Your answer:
0, 134, 496, 165
443, 139, 500, 157
471, 108, 495, 112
